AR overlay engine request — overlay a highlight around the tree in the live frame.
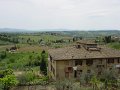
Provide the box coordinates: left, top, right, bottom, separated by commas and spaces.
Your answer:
100, 68, 118, 89
28, 55, 34, 66
40, 52, 47, 75
104, 36, 111, 43
90, 76, 100, 90
79, 73, 86, 86
34, 56, 41, 66
73, 37, 76, 42
84, 72, 93, 84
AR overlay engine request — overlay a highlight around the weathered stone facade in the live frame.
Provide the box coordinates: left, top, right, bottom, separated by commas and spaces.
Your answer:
48, 58, 120, 80
48, 41, 120, 80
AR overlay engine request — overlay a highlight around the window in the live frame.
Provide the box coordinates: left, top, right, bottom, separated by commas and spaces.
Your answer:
77, 70, 83, 75
65, 67, 73, 73
99, 59, 102, 64
86, 60, 93, 66
108, 59, 114, 64
118, 58, 120, 63
97, 65, 104, 68
68, 67, 73, 73
109, 68, 112, 70
80, 70, 83, 73
75, 60, 83, 66
118, 68, 120, 74
74, 70, 77, 78
87, 70, 91, 73
98, 71, 102, 75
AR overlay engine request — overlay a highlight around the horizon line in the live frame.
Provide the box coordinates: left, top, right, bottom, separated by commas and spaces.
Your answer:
0, 28, 120, 32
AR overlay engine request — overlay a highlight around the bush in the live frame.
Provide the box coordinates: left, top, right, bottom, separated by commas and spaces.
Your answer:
0, 69, 18, 90
0, 51, 7, 59
2, 69, 13, 76
18, 70, 49, 85
18, 70, 36, 84
0, 75, 19, 90
9, 58, 15, 63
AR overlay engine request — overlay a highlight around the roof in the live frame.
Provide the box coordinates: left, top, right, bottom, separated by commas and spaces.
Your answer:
48, 45, 120, 60
76, 40, 97, 45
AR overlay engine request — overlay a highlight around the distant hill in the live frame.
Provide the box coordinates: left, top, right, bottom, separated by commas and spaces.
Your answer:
0, 28, 120, 38
0, 28, 33, 33
60, 30, 120, 37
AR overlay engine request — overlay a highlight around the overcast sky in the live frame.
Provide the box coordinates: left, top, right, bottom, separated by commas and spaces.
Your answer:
0, 0, 120, 30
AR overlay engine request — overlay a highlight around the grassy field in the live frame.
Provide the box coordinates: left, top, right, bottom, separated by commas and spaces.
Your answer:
19, 34, 72, 43
108, 42, 120, 50
0, 51, 42, 70
0, 40, 14, 45
0, 33, 71, 71
0, 44, 43, 52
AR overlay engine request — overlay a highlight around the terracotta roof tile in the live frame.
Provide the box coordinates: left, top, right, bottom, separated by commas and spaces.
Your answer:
48, 45, 120, 60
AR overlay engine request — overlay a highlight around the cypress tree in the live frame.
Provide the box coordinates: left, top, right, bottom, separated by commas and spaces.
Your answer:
40, 50, 47, 75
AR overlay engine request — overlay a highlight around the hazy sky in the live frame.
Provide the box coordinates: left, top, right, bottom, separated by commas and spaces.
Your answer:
0, 0, 120, 30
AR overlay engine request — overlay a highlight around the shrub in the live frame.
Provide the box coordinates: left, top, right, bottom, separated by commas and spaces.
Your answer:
0, 75, 19, 90
0, 51, 7, 59
18, 70, 36, 84
0, 69, 18, 90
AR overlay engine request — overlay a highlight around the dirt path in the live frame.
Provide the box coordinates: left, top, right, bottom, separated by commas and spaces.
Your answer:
14, 71, 23, 77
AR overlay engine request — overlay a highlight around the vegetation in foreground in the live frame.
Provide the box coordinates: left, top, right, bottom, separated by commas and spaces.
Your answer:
54, 68, 120, 90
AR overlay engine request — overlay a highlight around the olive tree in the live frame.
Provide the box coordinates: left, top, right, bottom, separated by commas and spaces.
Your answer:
100, 68, 118, 89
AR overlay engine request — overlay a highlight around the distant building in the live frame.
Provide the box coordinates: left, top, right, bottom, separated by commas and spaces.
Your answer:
111, 36, 120, 42
48, 40, 120, 80
9, 46, 17, 52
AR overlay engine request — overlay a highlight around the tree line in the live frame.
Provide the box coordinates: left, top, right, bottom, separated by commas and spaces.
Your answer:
0, 34, 19, 44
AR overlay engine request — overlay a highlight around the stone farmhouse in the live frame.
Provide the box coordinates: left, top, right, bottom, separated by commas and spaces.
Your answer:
48, 40, 120, 80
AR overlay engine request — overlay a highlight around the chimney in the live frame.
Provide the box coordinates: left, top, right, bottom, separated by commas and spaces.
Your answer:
76, 44, 81, 49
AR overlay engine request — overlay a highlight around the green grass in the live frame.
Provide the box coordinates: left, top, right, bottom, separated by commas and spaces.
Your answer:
19, 34, 72, 43
0, 33, 67, 45
0, 40, 13, 45
108, 42, 120, 50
